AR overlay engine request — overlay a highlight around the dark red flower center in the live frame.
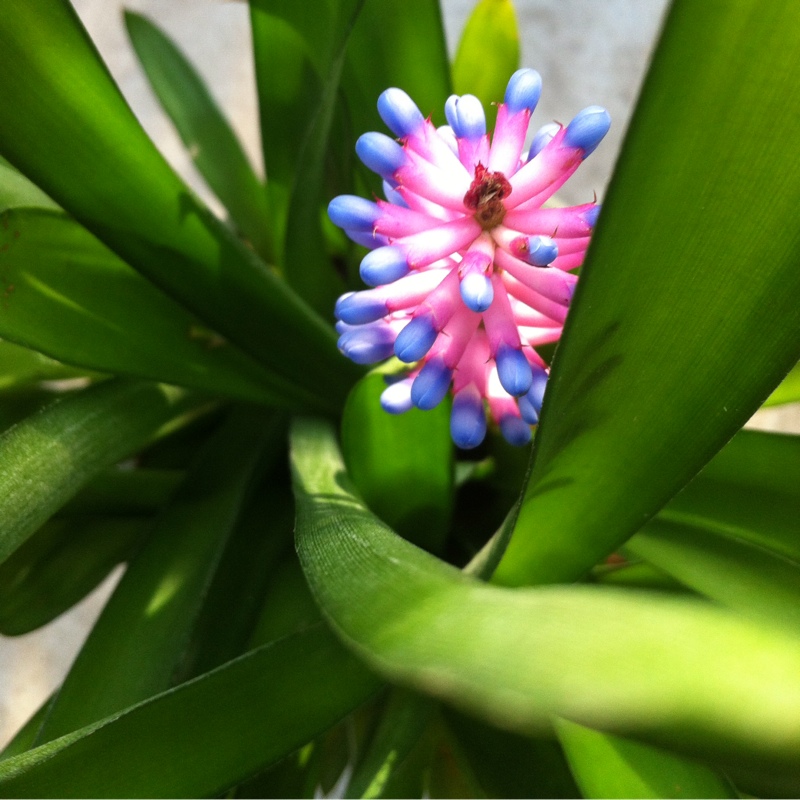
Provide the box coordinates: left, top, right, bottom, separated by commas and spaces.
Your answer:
463, 163, 512, 230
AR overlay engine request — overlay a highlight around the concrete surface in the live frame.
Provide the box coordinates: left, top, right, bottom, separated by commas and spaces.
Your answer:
1, 0, 797, 752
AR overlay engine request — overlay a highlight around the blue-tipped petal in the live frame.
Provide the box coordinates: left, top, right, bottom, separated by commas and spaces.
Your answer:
504, 69, 543, 115
529, 122, 560, 158
335, 291, 388, 325
500, 415, 532, 447
444, 94, 486, 140
518, 393, 539, 425
378, 88, 425, 137
394, 314, 438, 363
337, 324, 395, 365
582, 204, 601, 228
496, 343, 533, 396
380, 378, 414, 414
460, 271, 493, 312
451, 389, 487, 450
564, 106, 611, 157
411, 357, 452, 410
527, 235, 559, 267
356, 132, 406, 180
328, 195, 380, 231
383, 180, 407, 207
527, 366, 549, 411
360, 246, 409, 287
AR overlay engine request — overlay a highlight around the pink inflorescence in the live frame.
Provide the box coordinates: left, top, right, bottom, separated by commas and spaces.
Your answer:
330, 69, 610, 449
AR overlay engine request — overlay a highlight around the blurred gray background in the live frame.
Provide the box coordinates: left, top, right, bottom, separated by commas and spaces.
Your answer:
1, 0, 796, 749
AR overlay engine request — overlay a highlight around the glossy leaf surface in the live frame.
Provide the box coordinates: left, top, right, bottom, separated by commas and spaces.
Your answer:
495, 0, 800, 585
0, 0, 356, 410
290, 418, 800, 770
0, 380, 187, 565
0, 626, 380, 797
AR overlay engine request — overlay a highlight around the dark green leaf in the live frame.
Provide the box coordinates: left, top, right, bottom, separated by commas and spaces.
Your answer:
34, 409, 282, 744
0, 379, 189, 565
0, 340, 91, 391
124, 11, 273, 261
0, 625, 381, 798
0, 0, 357, 409
0, 516, 147, 635
493, 0, 800, 586
341, 372, 453, 551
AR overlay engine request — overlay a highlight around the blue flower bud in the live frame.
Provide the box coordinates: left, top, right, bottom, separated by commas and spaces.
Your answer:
527, 365, 549, 411
451, 389, 486, 449
356, 132, 406, 180
394, 314, 438, 363
380, 378, 414, 414
460, 271, 493, 312
411, 357, 452, 410
382, 180, 407, 207
504, 69, 542, 115
496, 343, 533, 396
500, 415, 532, 447
378, 88, 425, 137
444, 94, 486, 140
564, 106, 611, 157
337, 324, 396, 365
345, 229, 388, 250
527, 235, 558, 267
517, 393, 539, 425
529, 122, 560, 158
335, 291, 388, 325
328, 195, 380, 231
360, 246, 409, 286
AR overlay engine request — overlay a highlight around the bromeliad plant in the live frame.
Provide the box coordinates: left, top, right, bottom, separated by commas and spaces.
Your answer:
0, 0, 799, 797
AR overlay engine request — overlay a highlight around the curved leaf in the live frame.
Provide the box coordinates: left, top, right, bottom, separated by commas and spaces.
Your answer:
494, 0, 800, 585
290, 418, 800, 773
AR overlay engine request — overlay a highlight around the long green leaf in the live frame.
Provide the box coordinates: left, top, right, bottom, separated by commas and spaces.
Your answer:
124, 11, 273, 261
555, 719, 735, 799
0, 0, 357, 409
493, 0, 800, 586
34, 409, 281, 744
0, 207, 306, 406
0, 625, 381, 798
0, 340, 90, 391
763, 360, 800, 406
0, 379, 187, 565
290, 418, 800, 773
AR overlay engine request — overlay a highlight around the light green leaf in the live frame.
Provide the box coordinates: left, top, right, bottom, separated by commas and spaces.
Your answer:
0, 340, 91, 392
763, 360, 800, 406
494, 0, 800, 586
452, 0, 520, 128
290, 418, 800, 775
341, 373, 453, 552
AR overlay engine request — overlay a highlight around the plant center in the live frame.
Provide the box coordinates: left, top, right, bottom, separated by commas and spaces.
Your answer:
463, 163, 512, 230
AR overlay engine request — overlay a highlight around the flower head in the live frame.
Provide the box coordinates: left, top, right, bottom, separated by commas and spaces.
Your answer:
330, 69, 609, 449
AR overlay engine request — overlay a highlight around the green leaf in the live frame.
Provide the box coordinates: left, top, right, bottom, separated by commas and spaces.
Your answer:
555, 718, 736, 799
0, 340, 91, 391
289, 418, 800, 772
452, 0, 520, 128
0, 625, 381, 798
0, 379, 188, 566
341, 373, 453, 551
33, 409, 282, 744
0, 207, 309, 406
0, 515, 147, 635
0, 0, 357, 409
124, 11, 273, 261
493, 0, 800, 586
763, 360, 800, 406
